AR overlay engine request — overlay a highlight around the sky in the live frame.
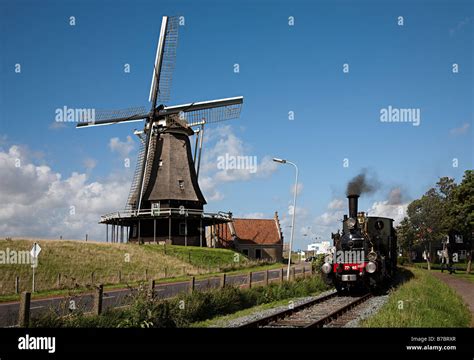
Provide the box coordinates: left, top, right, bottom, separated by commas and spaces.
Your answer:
0, 0, 472, 250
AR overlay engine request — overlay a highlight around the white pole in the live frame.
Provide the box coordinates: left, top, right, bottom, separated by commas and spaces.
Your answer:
32, 261, 35, 293
286, 161, 298, 281
32, 242, 37, 292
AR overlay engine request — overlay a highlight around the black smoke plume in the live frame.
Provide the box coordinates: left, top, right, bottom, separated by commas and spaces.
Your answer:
346, 170, 380, 196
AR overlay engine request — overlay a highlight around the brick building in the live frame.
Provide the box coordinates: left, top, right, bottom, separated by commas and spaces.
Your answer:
208, 212, 284, 262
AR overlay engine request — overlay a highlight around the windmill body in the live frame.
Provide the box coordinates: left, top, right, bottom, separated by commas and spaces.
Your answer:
77, 16, 243, 245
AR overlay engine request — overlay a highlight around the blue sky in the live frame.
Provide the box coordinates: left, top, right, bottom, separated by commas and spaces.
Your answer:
0, 0, 472, 249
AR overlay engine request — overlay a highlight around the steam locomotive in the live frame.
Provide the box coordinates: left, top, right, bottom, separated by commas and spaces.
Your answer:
321, 194, 397, 292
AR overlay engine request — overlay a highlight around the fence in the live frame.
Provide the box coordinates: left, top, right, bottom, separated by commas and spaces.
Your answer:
0, 258, 276, 296
15, 263, 313, 327
0, 268, 191, 296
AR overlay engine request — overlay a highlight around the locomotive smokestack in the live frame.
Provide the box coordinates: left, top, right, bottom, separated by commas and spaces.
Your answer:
347, 194, 359, 219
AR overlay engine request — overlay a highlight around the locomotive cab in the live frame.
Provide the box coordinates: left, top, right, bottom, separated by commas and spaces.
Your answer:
322, 194, 397, 292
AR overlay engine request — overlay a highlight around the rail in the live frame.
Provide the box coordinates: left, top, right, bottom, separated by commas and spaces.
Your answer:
238, 291, 338, 328
238, 291, 373, 328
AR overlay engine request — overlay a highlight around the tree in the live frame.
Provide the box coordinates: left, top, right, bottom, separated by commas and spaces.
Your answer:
396, 217, 416, 261
397, 172, 473, 271
446, 170, 474, 273
406, 178, 455, 270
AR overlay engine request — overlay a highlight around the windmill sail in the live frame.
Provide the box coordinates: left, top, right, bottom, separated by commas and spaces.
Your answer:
76, 106, 148, 128
149, 16, 179, 108
160, 96, 243, 127
125, 136, 147, 210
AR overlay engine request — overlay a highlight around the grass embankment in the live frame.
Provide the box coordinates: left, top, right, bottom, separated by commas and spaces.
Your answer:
31, 276, 329, 328
0, 239, 274, 299
411, 262, 474, 283
362, 267, 471, 327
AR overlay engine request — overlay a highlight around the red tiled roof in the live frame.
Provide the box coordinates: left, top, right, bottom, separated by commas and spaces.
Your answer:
221, 218, 282, 245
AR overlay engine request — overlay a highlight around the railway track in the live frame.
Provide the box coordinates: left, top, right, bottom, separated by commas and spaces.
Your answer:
238, 291, 373, 328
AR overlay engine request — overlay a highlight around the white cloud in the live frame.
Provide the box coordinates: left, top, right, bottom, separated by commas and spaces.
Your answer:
328, 198, 344, 210
0, 145, 131, 240
198, 176, 224, 201
317, 210, 344, 227
240, 212, 266, 219
291, 182, 303, 196
449, 17, 472, 36
83, 157, 97, 170
49, 121, 67, 130
109, 136, 135, 158
449, 123, 470, 136
198, 126, 278, 201
367, 201, 407, 225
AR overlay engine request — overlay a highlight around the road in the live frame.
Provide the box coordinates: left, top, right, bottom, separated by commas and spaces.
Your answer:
0, 264, 311, 327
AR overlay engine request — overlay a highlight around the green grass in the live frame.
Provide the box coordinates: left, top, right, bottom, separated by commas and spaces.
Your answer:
410, 266, 474, 284
362, 267, 471, 327
452, 272, 474, 284
0, 238, 270, 297
411, 261, 468, 271
30, 275, 329, 328
191, 296, 318, 327
191, 299, 292, 327
0, 262, 287, 303
142, 244, 248, 268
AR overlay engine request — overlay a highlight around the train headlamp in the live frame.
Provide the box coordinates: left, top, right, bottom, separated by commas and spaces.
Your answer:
321, 262, 332, 274
366, 261, 377, 274
347, 217, 357, 229
368, 251, 378, 262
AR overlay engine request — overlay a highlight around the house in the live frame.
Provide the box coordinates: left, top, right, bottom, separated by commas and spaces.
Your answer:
307, 241, 331, 255
208, 212, 284, 262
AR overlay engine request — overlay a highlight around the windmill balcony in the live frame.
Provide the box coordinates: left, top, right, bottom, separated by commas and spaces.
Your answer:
100, 207, 232, 224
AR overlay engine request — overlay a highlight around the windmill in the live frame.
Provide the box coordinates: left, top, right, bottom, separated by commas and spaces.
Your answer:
77, 16, 243, 245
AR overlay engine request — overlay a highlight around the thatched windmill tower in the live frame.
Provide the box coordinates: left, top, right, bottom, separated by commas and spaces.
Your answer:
77, 16, 243, 245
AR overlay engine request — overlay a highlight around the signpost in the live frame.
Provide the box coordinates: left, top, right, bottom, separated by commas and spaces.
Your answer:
30, 242, 41, 292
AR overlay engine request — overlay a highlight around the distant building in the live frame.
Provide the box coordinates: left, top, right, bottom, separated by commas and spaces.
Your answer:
307, 241, 331, 255
208, 212, 283, 262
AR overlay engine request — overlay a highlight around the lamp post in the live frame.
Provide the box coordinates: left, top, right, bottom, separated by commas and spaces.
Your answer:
273, 158, 298, 281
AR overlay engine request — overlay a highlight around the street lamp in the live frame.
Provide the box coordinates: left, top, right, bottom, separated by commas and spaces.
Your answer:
273, 157, 298, 281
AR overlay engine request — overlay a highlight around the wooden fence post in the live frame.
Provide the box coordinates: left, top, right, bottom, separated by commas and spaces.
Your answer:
189, 276, 195, 294
18, 292, 31, 328
291, 267, 296, 281
93, 284, 103, 316
220, 274, 226, 288
144, 268, 148, 281
164, 267, 168, 278
248, 272, 252, 289
264, 270, 269, 286
90, 272, 95, 285
280, 268, 284, 283
148, 279, 155, 299
302, 266, 306, 278
15, 276, 20, 294
57, 273, 61, 288
118, 270, 122, 283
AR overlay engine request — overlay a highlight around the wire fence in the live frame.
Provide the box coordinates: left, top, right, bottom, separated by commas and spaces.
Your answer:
0, 259, 277, 296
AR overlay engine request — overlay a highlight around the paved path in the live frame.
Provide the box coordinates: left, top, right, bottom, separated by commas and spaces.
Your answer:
431, 272, 474, 327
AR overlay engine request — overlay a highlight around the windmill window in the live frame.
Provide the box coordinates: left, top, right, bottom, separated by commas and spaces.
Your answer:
179, 223, 187, 236
178, 180, 184, 190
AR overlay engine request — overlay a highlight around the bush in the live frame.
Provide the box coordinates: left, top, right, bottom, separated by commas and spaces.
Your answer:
310, 254, 326, 273
398, 256, 411, 266
31, 275, 329, 328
